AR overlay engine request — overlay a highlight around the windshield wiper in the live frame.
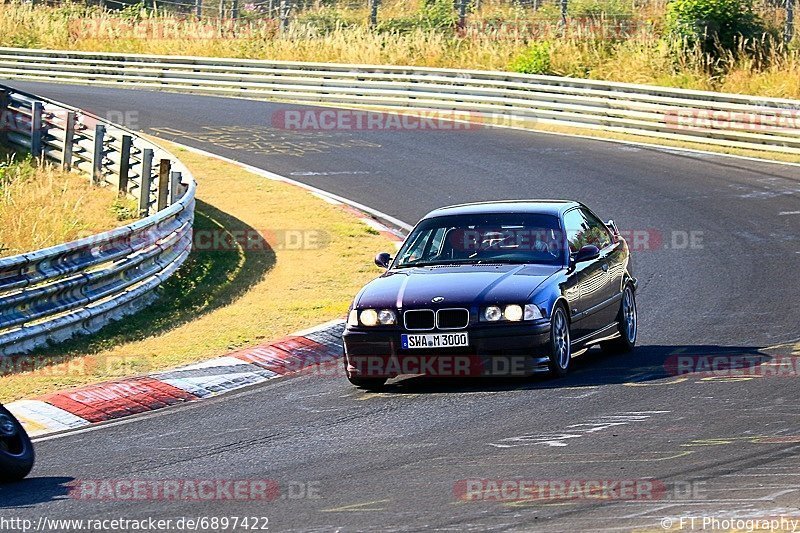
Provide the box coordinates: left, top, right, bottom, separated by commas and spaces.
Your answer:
394, 261, 471, 268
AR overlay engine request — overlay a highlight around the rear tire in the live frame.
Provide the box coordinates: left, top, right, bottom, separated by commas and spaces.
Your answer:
601, 284, 637, 354
0, 405, 34, 483
547, 304, 571, 377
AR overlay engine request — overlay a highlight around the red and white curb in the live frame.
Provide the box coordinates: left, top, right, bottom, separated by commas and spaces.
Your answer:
7, 218, 404, 438
4, 141, 408, 438
6, 320, 347, 437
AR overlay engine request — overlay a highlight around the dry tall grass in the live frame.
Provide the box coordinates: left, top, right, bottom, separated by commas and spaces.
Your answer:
0, 155, 128, 257
0, 3, 798, 97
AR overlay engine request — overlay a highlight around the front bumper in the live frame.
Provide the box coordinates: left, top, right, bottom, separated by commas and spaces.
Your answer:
343, 322, 551, 378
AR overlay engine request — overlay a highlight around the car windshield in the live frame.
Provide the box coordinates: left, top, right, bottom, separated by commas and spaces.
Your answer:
393, 212, 565, 268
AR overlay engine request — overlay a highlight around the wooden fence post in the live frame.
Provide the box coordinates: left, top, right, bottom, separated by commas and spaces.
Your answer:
157, 158, 171, 211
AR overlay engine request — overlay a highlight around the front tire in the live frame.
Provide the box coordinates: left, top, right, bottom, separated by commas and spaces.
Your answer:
601, 284, 637, 354
0, 405, 34, 483
547, 304, 572, 377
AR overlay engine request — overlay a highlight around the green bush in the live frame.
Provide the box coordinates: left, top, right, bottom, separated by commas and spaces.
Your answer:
419, 0, 458, 30
297, 9, 357, 33
510, 42, 552, 75
0, 154, 35, 189
665, 0, 766, 54
569, 0, 633, 18
378, 0, 457, 34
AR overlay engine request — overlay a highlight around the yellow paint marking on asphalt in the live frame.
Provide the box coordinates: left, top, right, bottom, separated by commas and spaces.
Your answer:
681, 435, 800, 447
320, 499, 391, 512
13, 415, 47, 435
624, 377, 688, 387
457, 451, 694, 466
698, 376, 758, 382
502, 500, 576, 508
765, 339, 800, 352
354, 393, 423, 401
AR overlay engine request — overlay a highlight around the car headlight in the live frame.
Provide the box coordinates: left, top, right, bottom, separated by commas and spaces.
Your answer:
355, 309, 396, 326
360, 309, 379, 326
524, 304, 543, 320
504, 304, 524, 321
480, 304, 544, 322
377, 309, 397, 325
483, 306, 503, 322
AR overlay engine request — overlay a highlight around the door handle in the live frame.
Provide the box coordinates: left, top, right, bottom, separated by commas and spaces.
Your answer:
601, 263, 609, 272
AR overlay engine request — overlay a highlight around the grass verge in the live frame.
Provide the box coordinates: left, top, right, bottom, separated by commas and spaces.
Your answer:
0, 141, 393, 402
0, 151, 135, 258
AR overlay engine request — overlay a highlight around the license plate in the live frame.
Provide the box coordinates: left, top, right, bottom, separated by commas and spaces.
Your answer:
401, 332, 469, 350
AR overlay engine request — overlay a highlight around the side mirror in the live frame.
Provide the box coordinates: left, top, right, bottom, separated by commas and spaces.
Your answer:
574, 244, 601, 264
374, 252, 392, 269
606, 219, 620, 241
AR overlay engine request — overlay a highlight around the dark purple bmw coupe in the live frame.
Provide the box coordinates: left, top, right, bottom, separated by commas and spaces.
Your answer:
342, 200, 637, 390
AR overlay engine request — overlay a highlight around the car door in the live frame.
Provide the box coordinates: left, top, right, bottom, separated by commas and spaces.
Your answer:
562, 208, 609, 340
579, 207, 624, 329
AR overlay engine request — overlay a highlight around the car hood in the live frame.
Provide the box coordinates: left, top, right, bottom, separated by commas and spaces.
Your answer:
355, 264, 561, 309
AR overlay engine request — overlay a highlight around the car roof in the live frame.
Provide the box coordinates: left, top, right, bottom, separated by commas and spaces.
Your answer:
422, 200, 582, 219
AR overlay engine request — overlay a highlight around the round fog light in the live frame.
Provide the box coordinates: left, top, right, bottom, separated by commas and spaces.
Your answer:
483, 306, 502, 322
504, 304, 523, 321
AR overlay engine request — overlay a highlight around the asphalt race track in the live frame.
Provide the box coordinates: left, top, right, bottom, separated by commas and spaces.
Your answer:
2, 80, 800, 532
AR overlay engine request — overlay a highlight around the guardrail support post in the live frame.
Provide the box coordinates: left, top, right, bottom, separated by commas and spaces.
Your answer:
0, 89, 9, 147
62, 111, 75, 170
139, 148, 154, 217
31, 101, 43, 158
170, 171, 183, 204
119, 134, 133, 194
92, 124, 106, 184
157, 159, 171, 211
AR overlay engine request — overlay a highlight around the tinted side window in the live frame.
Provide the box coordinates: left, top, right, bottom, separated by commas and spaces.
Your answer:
563, 208, 611, 253
581, 209, 612, 249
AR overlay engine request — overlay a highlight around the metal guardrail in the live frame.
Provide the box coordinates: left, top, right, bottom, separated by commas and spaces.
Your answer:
0, 47, 799, 156
0, 84, 196, 356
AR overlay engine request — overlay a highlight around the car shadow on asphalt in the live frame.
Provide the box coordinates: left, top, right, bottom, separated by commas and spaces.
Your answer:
0, 476, 75, 508
2, 199, 275, 373
375, 343, 775, 394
